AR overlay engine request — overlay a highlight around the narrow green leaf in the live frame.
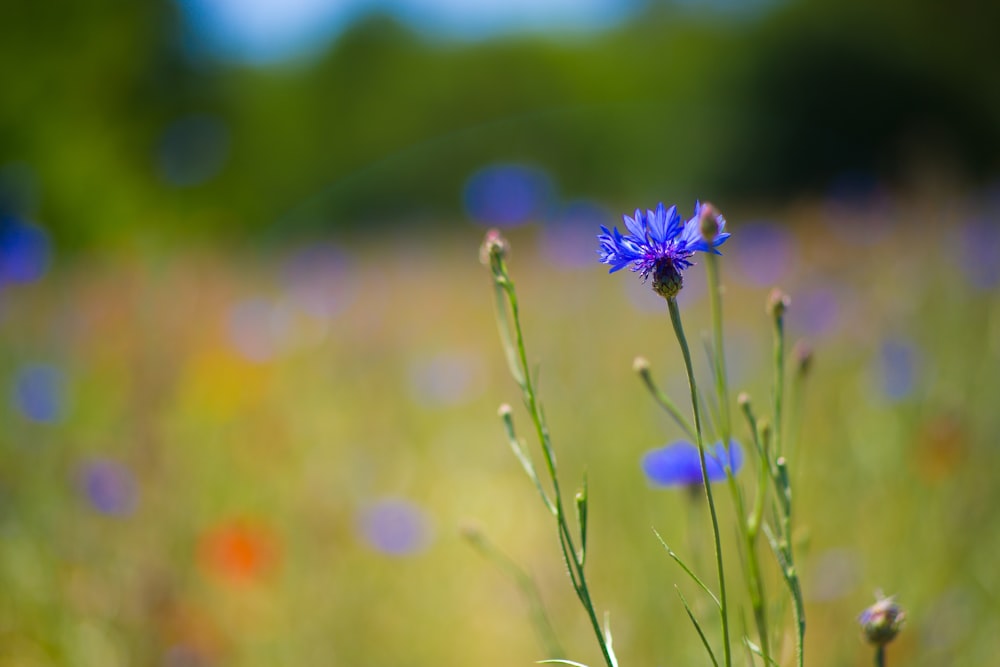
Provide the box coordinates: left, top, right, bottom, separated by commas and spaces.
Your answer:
499, 407, 555, 514
745, 638, 781, 667
676, 586, 719, 667
492, 281, 525, 386
603, 611, 619, 667
537, 660, 591, 667
575, 476, 588, 568
653, 528, 721, 609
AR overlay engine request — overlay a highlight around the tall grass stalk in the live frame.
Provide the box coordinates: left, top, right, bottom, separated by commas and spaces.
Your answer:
483, 233, 617, 667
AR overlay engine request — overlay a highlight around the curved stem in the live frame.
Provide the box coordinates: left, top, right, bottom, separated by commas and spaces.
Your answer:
500, 264, 616, 667
667, 297, 732, 667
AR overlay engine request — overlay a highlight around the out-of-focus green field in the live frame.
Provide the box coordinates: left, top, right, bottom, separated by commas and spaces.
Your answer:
1, 199, 999, 666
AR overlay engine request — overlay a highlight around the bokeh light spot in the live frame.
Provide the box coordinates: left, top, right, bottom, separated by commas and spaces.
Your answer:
538, 200, 608, 268
731, 220, 797, 286
408, 351, 486, 408
878, 338, 919, 401
787, 285, 843, 338
76, 458, 138, 517
281, 243, 358, 321
957, 218, 1000, 290
12, 363, 66, 423
0, 217, 51, 286
359, 498, 432, 556
463, 163, 553, 227
199, 520, 280, 583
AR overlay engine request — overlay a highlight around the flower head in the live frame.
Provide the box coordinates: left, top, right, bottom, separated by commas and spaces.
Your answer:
859, 594, 905, 646
642, 440, 743, 487
597, 202, 730, 299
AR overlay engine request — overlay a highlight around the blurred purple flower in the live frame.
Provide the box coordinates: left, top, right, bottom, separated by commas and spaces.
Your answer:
957, 219, 1000, 290
359, 498, 432, 556
282, 243, 357, 320
539, 201, 609, 268
408, 351, 485, 407
731, 220, 797, 286
878, 338, 920, 401
12, 363, 65, 423
787, 285, 843, 338
0, 216, 50, 286
642, 440, 743, 487
77, 458, 137, 516
464, 163, 553, 227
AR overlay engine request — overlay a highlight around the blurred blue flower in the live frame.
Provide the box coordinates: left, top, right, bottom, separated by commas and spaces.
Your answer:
539, 200, 609, 268
598, 202, 729, 299
77, 458, 138, 517
12, 363, 65, 423
408, 351, 485, 408
957, 219, 1000, 290
359, 498, 432, 557
642, 440, 743, 487
0, 216, 50, 286
788, 285, 844, 338
732, 220, 797, 286
464, 163, 553, 227
879, 338, 920, 401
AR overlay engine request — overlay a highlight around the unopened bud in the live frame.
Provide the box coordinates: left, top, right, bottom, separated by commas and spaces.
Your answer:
859, 595, 905, 646
792, 340, 813, 377
458, 522, 484, 543
759, 419, 773, 445
737, 392, 751, 408
698, 202, 722, 242
479, 229, 510, 267
633, 356, 650, 374
767, 288, 790, 319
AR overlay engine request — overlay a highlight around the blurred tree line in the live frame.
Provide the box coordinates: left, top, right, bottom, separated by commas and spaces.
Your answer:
1, 0, 998, 248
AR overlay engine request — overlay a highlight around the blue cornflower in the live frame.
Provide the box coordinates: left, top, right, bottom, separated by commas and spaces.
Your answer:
597, 202, 730, 299
642, 440, 743, 487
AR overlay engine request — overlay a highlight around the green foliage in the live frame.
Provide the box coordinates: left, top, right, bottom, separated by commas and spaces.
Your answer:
2, 2, 998, 248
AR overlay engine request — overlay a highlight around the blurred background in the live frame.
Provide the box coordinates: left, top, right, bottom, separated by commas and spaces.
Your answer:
1, 0, 999, 664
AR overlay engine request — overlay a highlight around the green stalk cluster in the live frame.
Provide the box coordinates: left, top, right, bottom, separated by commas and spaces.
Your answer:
482, 233, 618, 667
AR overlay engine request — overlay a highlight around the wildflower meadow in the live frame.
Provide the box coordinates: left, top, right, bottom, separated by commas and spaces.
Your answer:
2, 2, 1000, 664
4, 193, 999, 665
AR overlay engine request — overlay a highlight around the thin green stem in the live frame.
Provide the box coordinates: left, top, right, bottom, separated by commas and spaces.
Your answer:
635, 362, 698, 441
875, 645, 886, 667
708, 254, 771, 664
772, 307, 786, 460
706, 255, 732, 443
769, 300, 804, 667
667, 297, 732, 667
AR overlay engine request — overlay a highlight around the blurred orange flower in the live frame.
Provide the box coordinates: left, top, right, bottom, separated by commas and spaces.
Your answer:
198, 520, 280, 584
